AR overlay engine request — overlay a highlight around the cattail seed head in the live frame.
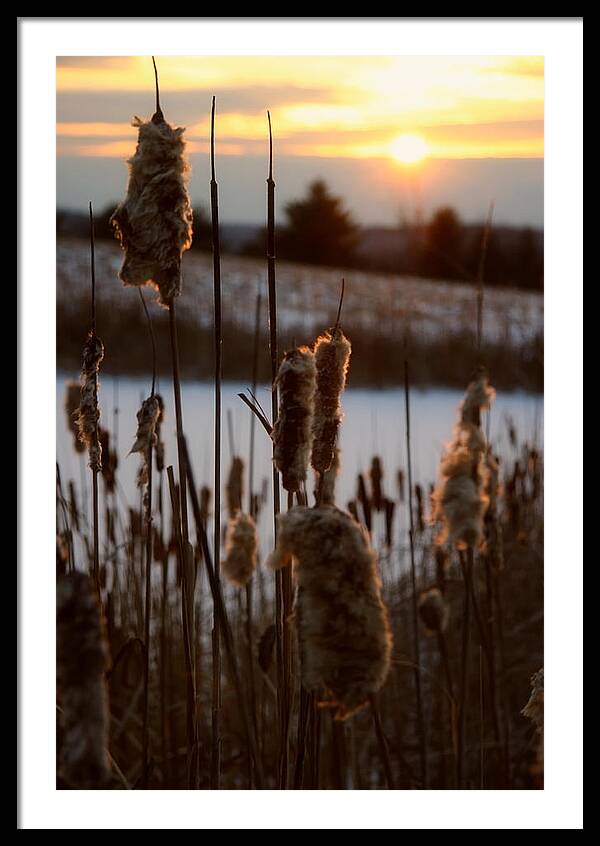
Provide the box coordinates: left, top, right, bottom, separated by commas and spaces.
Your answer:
75, 332, 104, 472
111, 116, 193, 307
369, 455, 384, 511
266, 505, 392, 719
98, 427, 118, 494
418, 587, 449, 634
56, 572, 111, 788
226, 456, 245, 518
200, 485, 211, 526
320, 446, 340, 506
397, 469, 405, 503
154, 393, 166, 473
130, 395, 160, 491
311, 327, 351, 475
65, 380, 85, 454
432, 374, 495, 549
222, 512, 258, 587
272, 346, 316, 492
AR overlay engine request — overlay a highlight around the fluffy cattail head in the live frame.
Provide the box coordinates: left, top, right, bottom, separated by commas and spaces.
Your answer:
272, 346, 316, 492
432, 446, 487, 548
418, 587, 449, 634
200, 485, 211, 525
222, 512, 258, 587
226, 456, 245, 518
432, 374, 496, 549
111, 116, 193, 307
75, 332, 104, 472
460, 369, 496, 429
65, 381, 85, 454
56, 572, 111, 788
320, 446, 340, 506
266, 505, 392, 719
130, 395, 160, 491
311, 327, 351, 476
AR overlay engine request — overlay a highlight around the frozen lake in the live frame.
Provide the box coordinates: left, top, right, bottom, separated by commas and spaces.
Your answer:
57, 374, 543, 560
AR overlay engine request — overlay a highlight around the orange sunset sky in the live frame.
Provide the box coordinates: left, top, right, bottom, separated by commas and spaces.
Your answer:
56, 55, 544, 227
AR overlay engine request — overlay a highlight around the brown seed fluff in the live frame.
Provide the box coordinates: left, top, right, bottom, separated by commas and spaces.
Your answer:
154, 393, 166, 473
130, 395, 160, 490
65, 380, 85, 454
266, 505, 392, 720
432, 374, 495, 549
226, 455, 245, 518
272, 346, 317, 492
320, 446, 340, 505
56, 571, 111, 788
418, 587, 450, 634
311, 327, 351, 476
110, 116, 193, 307
482, 448, 504, 570
98, 427, 118, 494
222, 512, 258, 587
75, 332, 104, 472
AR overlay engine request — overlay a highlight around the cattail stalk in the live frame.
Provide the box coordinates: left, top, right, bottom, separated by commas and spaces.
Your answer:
265, 111, 289, 786
403, 356, 428, 788
210, 94, 223, 790
137, 289, 157, 788
182, 437, 264, 787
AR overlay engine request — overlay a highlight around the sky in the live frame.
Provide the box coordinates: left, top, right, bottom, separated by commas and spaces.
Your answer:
56, 55, 544, 227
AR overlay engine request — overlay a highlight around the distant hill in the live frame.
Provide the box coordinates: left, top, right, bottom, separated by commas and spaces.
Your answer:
56, 210, 543, 291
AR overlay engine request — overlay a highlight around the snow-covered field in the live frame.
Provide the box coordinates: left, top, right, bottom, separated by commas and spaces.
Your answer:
57, 238, 543, 345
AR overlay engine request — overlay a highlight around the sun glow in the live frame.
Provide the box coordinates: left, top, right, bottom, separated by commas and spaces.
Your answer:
390, 133, 429, 165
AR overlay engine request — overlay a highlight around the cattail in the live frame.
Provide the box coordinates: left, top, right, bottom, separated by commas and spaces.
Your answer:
75, 332, 104, 472
130, 395, 160, 491
384, 498, 395, 548
311, 327, 351, 477
357, 473, 372, 532
226, 456, 244, 518
483, 448, 504, 570
272, 346, 316, 492
154, 393, 166, 473
432, 373, 495, 549
320, 446, 340, 505
415, 483, 426, 533
418, 588, 449, 634
98, 427, 118, 494
56, 571, 110, 788
111, 114, 193, 307
200, 485, 211, 526
369, 455, 384, 511
267, 505, 392, 720
65, 381, 85, 454
222, 512, 258, 587
397, 469, 405, 503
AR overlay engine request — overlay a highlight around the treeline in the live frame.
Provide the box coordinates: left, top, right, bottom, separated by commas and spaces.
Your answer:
57, 179, 543, 291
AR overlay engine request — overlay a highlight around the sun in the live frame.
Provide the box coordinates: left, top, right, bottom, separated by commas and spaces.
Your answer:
390, 133, 429, 165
